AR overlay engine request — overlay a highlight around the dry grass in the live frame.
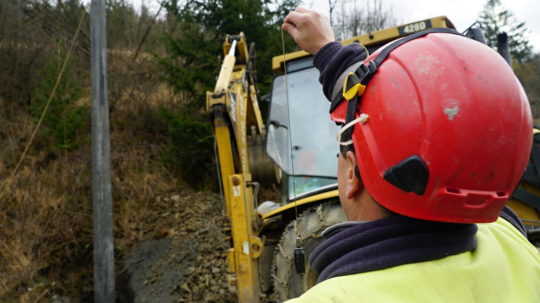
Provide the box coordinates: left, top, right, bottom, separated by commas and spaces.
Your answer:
0, 155, 91, 296
0, 50, 201, 301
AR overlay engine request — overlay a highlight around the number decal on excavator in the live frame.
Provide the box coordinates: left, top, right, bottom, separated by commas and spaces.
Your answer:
398, 20, 432, 35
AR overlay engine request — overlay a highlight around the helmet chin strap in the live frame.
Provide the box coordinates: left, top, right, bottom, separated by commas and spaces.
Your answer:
338, 113, 369, 146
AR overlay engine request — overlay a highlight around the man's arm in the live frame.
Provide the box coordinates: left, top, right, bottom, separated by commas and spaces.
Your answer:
283, 8, 368, 101
314, 42, 368, 100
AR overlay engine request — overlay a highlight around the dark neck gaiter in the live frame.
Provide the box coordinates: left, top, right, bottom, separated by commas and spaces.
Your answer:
310, 215, 478, 283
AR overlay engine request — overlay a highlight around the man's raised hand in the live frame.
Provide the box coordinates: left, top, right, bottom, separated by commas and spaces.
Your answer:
282, 7, 335, 55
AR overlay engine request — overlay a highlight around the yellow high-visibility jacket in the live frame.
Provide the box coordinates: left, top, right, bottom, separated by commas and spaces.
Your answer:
287, 218, 540, 303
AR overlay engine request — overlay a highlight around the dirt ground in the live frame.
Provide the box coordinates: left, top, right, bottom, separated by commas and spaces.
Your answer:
117, 191, 237, 303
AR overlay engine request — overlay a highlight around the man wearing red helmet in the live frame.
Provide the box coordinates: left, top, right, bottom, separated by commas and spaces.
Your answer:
282, 7, 540, 303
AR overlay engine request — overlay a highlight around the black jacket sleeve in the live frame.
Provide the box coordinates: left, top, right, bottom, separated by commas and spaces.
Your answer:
313, 42, 369, 101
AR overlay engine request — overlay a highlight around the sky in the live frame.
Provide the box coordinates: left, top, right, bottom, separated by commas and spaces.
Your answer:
305, 0, 540, 52
130, 0, 540, 52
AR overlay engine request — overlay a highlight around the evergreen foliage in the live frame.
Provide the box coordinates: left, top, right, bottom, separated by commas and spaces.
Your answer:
514, 54, 540, 118
31, 51, 88, 151
477, 0, 533, 63
159, 108, 215, 188
158, 0, 299, 186
160, 0, 299, 102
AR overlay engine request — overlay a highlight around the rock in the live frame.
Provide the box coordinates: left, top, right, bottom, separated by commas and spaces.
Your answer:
51, 295, 72, 303
118, 238, 197, 303
118, 191, 237, 303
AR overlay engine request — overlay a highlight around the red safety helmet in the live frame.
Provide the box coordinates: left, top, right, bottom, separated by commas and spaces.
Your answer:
331, 28, 532, 223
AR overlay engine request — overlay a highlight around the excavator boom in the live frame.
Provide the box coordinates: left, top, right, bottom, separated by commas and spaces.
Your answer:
206, 33, 265, 303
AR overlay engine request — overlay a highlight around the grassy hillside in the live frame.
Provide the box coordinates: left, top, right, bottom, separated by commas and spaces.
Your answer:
1, 1, 539, 302
0, 50, 203, 300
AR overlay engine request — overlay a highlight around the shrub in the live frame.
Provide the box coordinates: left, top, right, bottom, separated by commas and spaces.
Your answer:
30, 50, 89, 151
159, 107, 215, 188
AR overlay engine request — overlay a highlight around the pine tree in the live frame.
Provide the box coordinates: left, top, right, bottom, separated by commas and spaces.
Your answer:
514, 54, 540, 118
478, 0, 533, 63
160, 0, 299, 104
157, 0, 299, 186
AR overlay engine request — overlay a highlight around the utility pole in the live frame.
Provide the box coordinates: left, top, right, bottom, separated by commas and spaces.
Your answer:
90, 0, 115, 302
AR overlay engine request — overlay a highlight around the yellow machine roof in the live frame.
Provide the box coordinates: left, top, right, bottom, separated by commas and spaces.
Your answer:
272, 16, 454, 73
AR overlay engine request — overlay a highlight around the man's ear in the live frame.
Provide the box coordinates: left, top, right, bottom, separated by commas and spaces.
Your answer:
345, 151, 362, 199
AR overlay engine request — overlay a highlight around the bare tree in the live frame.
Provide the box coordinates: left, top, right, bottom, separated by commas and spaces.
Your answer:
333, 0, 397, 40
328, 0, 337, 26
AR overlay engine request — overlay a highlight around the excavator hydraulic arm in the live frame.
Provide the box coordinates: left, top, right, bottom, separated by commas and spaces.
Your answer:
206, 33, 266, 303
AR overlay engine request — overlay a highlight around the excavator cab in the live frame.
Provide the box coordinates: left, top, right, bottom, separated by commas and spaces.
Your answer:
266, 17, 455, 204
267, 57, 338, 201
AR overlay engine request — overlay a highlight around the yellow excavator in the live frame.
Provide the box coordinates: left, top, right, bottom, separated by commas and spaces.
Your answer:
205, 17, 540, 303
